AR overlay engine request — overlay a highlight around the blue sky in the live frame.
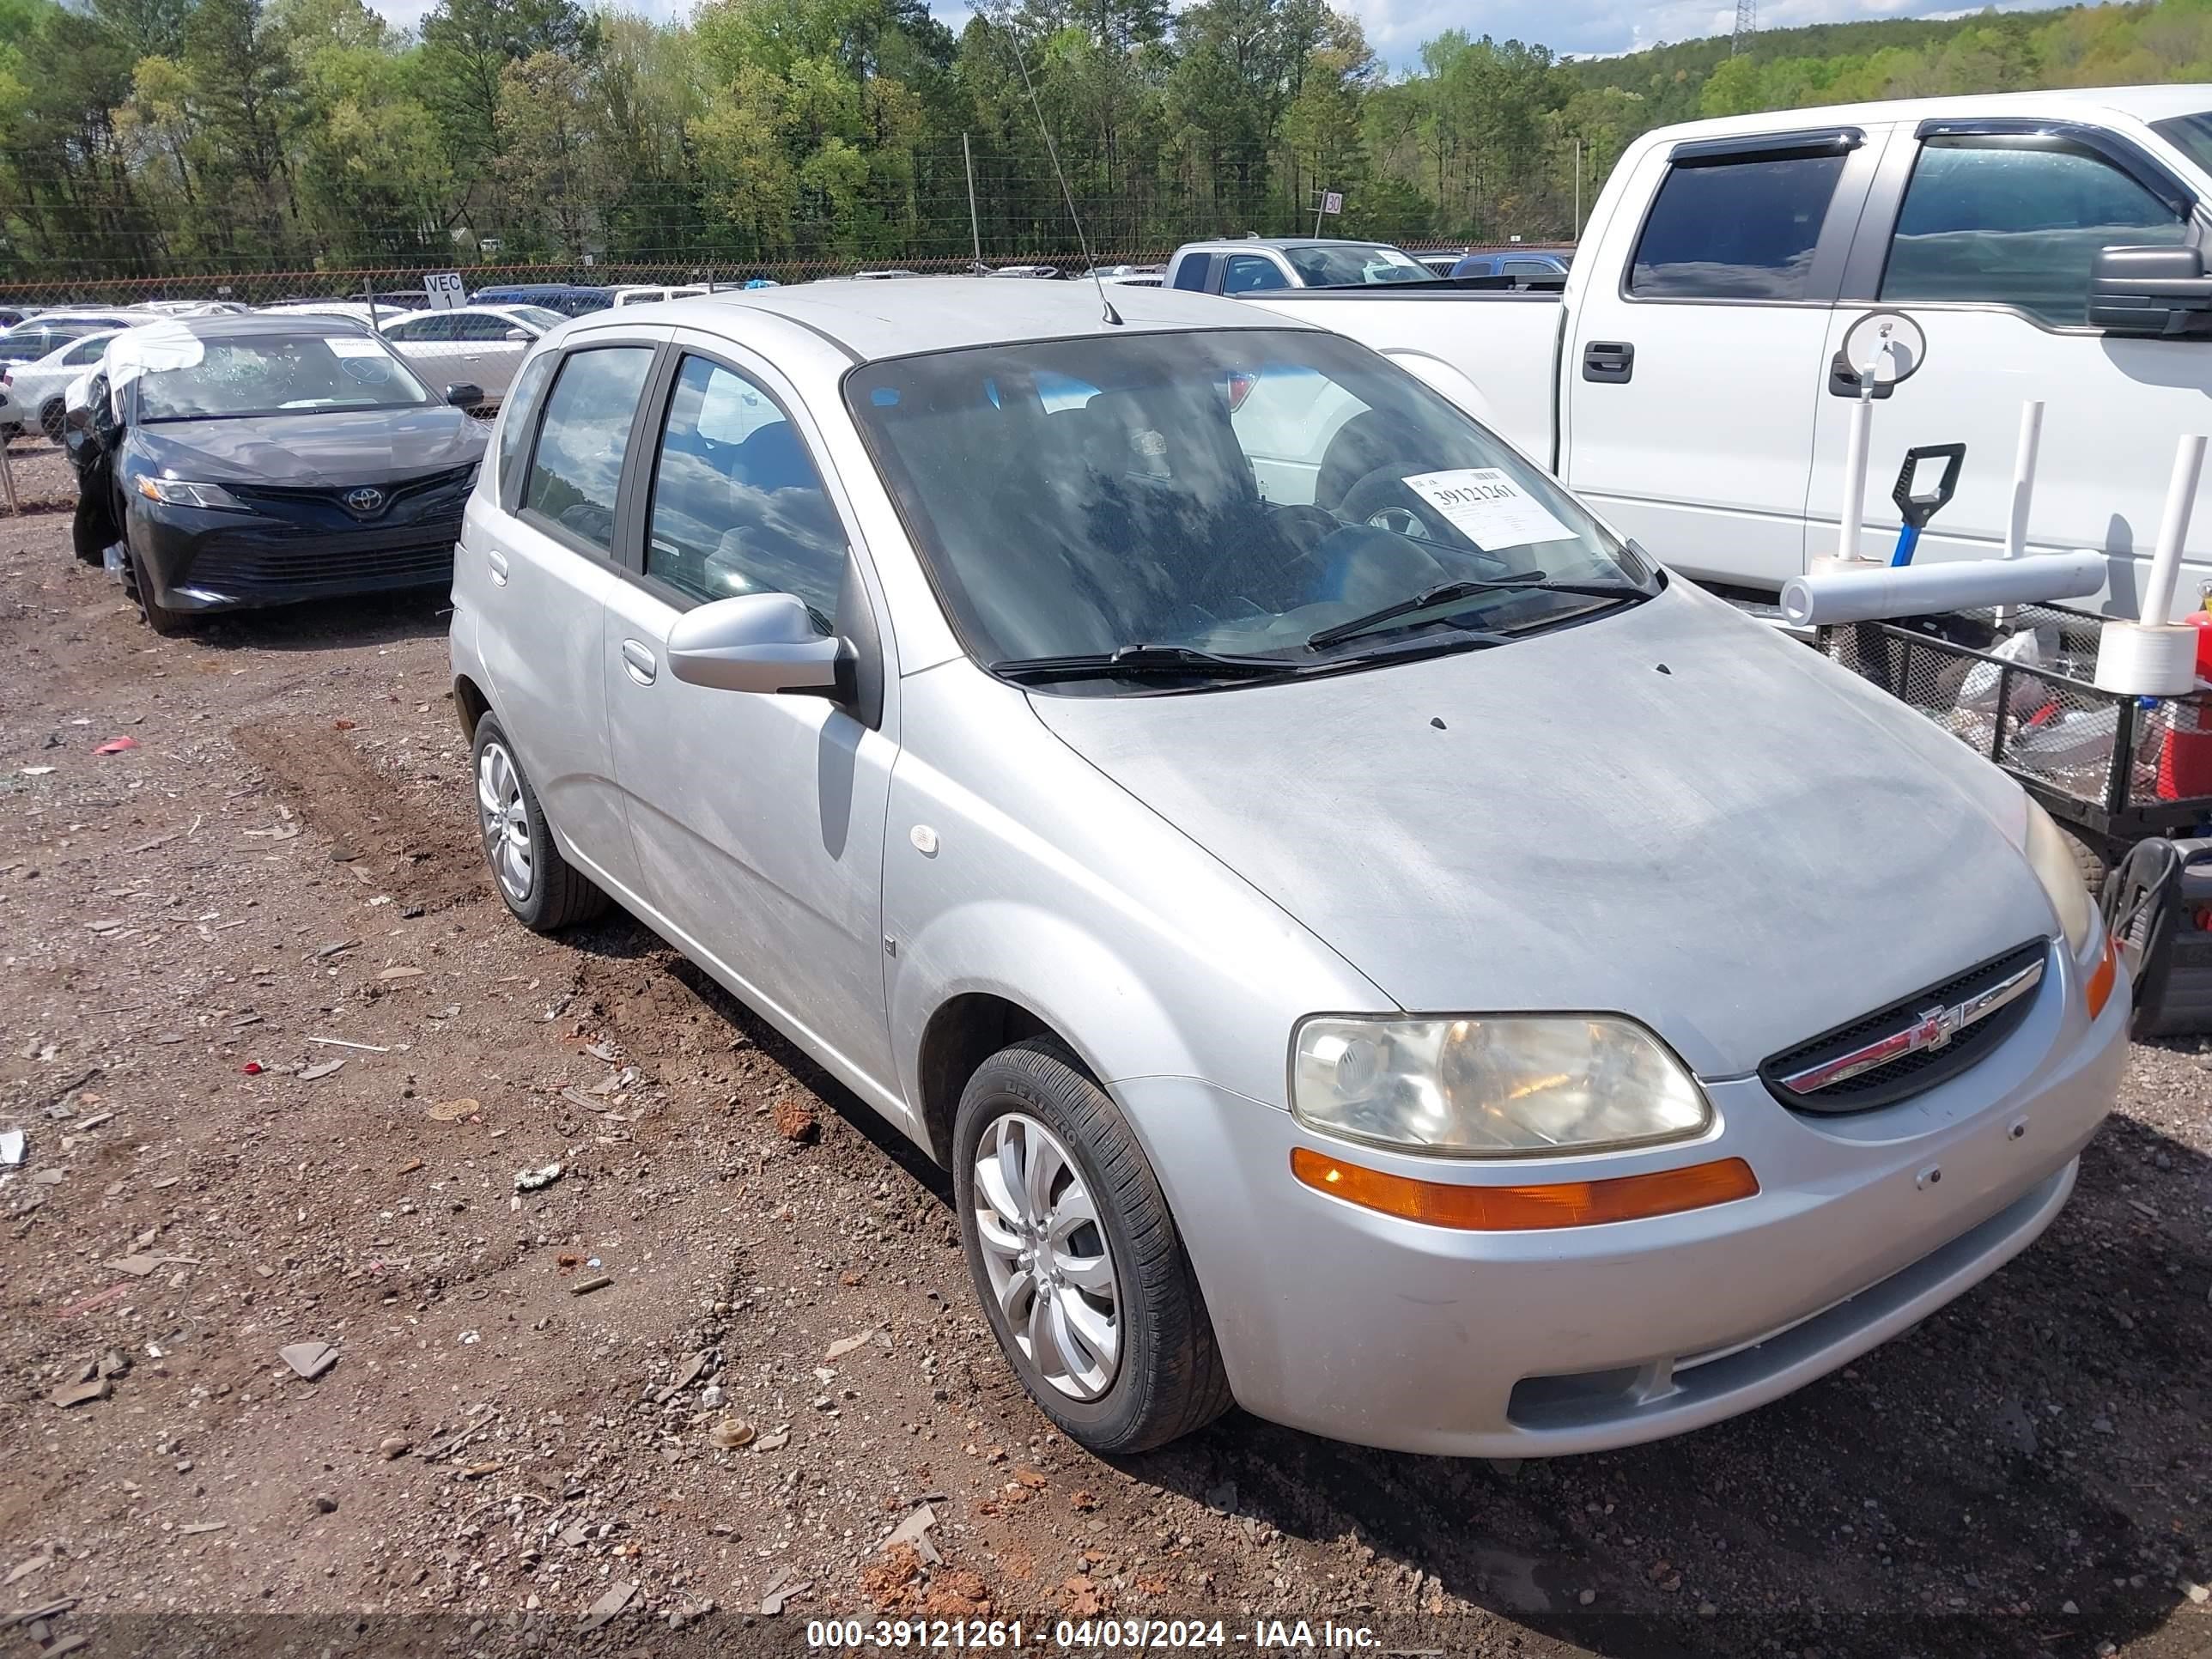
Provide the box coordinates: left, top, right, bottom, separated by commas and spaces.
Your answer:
363, 0, 2086, 67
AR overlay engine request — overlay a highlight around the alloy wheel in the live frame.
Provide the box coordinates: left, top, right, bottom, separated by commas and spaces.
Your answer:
476, 742, 533, 902
970, 1112, 1121, 1400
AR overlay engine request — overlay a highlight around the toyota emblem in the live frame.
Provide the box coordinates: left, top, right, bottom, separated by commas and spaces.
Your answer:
344, 486, 386, 514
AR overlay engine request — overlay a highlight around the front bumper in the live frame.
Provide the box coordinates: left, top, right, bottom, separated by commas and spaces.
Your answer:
130, 500, 463, 614
1115, 939, 2127, 1457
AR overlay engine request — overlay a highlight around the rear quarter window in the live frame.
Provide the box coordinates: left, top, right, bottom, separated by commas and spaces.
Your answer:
496, 350, 560, 511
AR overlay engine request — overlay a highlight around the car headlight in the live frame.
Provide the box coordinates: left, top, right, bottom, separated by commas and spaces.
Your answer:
1291, 1014, 1711, 1157
2021, 796, 2101, 963
136, 476, 246, 512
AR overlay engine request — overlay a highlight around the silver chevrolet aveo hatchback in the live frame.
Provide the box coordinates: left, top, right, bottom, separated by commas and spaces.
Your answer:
450, 281, 2126, 1457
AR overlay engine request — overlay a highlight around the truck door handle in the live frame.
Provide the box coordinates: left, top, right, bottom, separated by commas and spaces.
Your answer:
1828, 351, 1896, 399
1582, 341, 1634, 384
621, 639, 657, 686
486, 547, 509, 586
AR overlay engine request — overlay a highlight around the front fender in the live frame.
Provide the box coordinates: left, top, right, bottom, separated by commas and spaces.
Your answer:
890, 899, 1207, 1106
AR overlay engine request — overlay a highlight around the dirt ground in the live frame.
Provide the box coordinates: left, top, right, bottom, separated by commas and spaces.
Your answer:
2, 429, 2210, 1659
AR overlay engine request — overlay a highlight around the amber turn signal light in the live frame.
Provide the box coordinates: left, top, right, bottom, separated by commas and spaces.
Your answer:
1289, 1146, 1759, 1231
2085, 933, 2118, 1022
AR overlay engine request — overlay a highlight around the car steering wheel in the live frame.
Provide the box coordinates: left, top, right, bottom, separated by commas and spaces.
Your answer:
1339, 465, 1459, 545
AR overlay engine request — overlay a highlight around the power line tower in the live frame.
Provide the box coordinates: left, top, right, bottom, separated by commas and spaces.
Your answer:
1732, 0, 1756, 52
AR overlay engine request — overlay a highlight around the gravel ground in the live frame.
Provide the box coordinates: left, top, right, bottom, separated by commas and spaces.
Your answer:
2, 431, 2209, 1659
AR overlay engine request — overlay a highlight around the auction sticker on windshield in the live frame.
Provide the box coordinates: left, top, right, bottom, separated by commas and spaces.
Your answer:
1401, 468, 1574, 550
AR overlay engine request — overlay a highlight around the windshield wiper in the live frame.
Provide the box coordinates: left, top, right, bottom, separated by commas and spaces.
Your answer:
992, 644, 1309, 684
1306, 574, 1644, 650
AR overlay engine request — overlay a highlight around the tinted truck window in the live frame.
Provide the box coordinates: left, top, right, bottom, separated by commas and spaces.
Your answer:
1629, 154, 1846, 301
1881, 137, 2187, 327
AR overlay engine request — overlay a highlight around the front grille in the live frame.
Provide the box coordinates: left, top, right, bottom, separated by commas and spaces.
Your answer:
1759, 940, 2048, 1114
185, 538, 455, 593
228, 463, 476, 519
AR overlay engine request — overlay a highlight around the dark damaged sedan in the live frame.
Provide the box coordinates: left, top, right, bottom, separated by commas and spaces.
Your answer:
71, 313, 489, 633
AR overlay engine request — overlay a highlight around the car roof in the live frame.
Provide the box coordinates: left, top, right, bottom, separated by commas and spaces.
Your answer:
1642, 84, 2212, 145
153, 312, 377, 340
574, 276, 1307, 363
1181, 238, 1401, 253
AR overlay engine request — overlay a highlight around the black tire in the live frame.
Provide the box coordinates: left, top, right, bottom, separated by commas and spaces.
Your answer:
40, 400, 64, 442
952, 1038, 1231, 1455
123, 544, 187, 635
470, 714, 608, 931
2059, 823, 2110, 895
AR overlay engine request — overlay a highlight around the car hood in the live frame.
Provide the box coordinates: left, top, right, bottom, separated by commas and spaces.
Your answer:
128, 406, 485, 485
1026, 582, 2057, 1079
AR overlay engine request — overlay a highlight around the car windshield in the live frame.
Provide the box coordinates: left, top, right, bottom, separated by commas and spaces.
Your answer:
2152, 109, 2212, 175
1282, 245, 1430, 287
0, 324, 99, 363
507, 307, 563, 331
134, 335, 434, 421
847, 328, 1651, 690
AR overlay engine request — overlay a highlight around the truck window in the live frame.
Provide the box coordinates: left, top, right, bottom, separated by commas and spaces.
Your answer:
1224, 255, 1291, 294
1629, 154, 1847, 301
1881, 137, 2189, 328
1170, 254, 1214, 292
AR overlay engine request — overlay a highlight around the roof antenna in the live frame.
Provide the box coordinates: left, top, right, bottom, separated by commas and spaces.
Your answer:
982, 0, 1121, 327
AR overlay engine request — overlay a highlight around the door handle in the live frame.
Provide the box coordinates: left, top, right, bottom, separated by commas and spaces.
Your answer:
486, 547, 509, 587
621, 639, 657, 686
1582, 341, 1634, 384
1827, 351, 1896, 399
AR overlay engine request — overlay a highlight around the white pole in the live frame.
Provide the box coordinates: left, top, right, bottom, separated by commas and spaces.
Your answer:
1573, 137, 1582, 236
1837, 389, 1876, 562
2003, 399, 2044, 561
963, 133, 982, 264
2141, 433, 2207, 624
1834, 329, 1897, 562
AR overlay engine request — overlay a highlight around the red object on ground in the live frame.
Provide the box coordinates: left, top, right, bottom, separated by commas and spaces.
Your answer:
94, 736, 137, 755
242, 1061, 263, 1075
2156, 609, 2212, 799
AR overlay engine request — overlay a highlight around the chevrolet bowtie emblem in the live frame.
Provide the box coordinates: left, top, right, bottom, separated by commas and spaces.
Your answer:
1779, 959, 2042, 1096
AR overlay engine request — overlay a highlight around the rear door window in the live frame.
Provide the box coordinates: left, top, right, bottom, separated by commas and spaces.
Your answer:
1881, 136, 2189, 326
1170, 254, 1215, 292
520, 346, 656, 553
1629, 153, 1849, 300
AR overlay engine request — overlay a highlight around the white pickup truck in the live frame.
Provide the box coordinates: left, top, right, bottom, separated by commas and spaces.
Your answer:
1243, 86, 2212, 617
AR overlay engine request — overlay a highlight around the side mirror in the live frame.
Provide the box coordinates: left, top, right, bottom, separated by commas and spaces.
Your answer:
2089, 244, 2212, 337
503, 328, 530, 342
666, 591, 843, 696
444, 383, 483, 408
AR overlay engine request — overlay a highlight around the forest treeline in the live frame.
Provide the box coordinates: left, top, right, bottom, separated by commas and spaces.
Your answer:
2, 0, 2208, 283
